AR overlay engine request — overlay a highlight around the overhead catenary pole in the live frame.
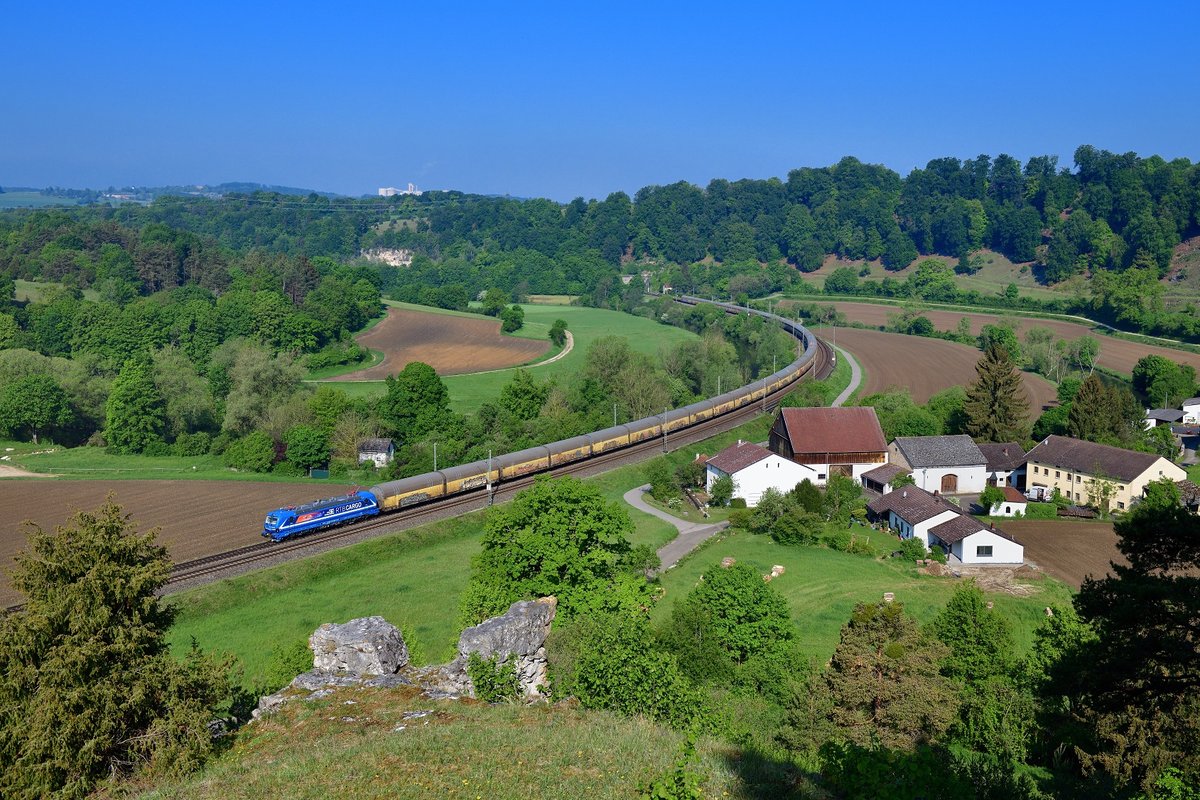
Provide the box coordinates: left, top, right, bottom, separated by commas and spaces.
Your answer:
433, 442, 437, 472
486, 449, 494, 506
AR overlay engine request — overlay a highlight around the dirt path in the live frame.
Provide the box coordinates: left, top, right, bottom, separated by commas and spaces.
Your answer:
623, 484, 728, 571
0, 465, 56, 478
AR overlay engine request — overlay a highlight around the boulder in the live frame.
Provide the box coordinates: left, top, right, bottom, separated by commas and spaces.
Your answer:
437, 597, 557, 699
310, 616, 409, 676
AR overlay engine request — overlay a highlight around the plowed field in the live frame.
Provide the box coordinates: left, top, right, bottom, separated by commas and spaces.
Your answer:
337, 307, 549, 379
828, 327, 1058, 409
0, 481, 326, 606
1001, 519, 1122, 588
820, 302, 1200, 376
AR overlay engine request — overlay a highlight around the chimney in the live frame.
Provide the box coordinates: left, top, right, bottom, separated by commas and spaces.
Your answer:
902, 490, 907, 498
738, 439, 743, 446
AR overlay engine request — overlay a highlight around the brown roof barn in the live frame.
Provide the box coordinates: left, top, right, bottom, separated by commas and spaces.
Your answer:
769, 407, 887, 462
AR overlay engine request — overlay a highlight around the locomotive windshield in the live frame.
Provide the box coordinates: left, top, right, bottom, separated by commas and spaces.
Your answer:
265, 515, 279, 526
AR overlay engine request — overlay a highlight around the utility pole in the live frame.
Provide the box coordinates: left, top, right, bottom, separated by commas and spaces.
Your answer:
433, 442, 437, 472
661, 410, 668, 453
486, 449, 494, 506
613, 403, 618, 427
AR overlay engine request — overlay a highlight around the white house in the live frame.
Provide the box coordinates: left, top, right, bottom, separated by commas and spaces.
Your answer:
705, 440, 812, 507
987, 486, 1028, 517
768, 407, 889, 485
1145, 409, 1185, 430
357, 438, 395, 468
1183, 397, 1200, 424
868, 486, 1024, 564
866, 487, 960, 547
977, 442, 1025, 488
927, 515, 1025, 564
1024, 435, 1187, 512
889, 435, 987, 495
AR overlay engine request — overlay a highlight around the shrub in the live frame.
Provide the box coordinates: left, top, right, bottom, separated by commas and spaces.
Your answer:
272, 460, 304, 477
928, 546, 947, 564
791, 479, 823, 513
142, 440, 171, 457
263, 639, 313, 693
727, 509, 754, 529
708, 475, 733, 507
824, 528, 852, 551
771, 511, 823, 546
467, 652, 520, 702
1024, 502, 1057, 519
729, 498, 747, 509
222, 431, 274, 472
172, 431, 212, 456
898, 537, 929, 562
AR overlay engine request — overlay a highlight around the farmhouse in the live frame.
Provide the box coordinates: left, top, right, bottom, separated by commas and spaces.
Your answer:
986, 486, 1028, 517
1183, 397, 1200, 424
357, 438, 395, 468
977, 442, 1025, 488
767, 407, 887, 486
1145, 408, 1184, 429
1023, 435, 1186, 512
868, 486, 1024, 564
705, 440, 811, 507
888, 435, 987, 495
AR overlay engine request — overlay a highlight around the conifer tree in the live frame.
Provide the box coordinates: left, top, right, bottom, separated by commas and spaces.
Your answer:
964, 344, 1030, 443
0, 499, 229, 798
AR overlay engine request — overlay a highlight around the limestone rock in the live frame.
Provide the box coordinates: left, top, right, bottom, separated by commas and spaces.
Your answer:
310, 616, 409, 676
442, 597, 557, 699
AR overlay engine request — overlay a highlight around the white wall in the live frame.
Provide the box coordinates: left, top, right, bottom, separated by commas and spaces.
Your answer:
707, 455, 816, 506
799, 461, 882, 487
912, 465, 987, 494
988, 500, 1027, 517
951, 530, 1024, 564
1183, 402, 1200, 424
885, 508, 959, 548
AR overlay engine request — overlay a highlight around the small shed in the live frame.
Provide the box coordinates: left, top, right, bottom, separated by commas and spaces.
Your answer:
987, 486, 1029, 517
860, 462, 910, 495
357, 437, 395, 468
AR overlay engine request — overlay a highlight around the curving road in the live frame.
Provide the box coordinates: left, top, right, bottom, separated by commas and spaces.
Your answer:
623, 484, 728, 571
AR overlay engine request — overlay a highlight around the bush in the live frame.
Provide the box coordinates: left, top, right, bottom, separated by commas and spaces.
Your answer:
771, 511, 823, 546
727, 509, 754, 529
729, 498, 747, 509
1024, 502, 1057, 519
928, 546, 947, 564
898, 537, 929, 562
263, 639, 313, 693
467, 652, 520, 702
708, 475, 733, 507
142, 440, 171, 457
791, 479, 823, 513
272, 460, 305, 477
824, 528, 852, 551
172, 431, 213, 457
222, 431, 275, 472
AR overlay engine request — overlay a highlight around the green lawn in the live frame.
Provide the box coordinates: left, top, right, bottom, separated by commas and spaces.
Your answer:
13, 278, 99, 303
322, 303, 700, 413
652, 527, 1074, 661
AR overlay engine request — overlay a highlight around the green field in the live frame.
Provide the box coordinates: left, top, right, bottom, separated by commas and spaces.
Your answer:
0, 191, 79, 209
13, 278, 100, 303
322, 303, 700, 413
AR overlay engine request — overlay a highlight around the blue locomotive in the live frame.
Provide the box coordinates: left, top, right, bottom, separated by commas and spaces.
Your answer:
263, 489, 380, 541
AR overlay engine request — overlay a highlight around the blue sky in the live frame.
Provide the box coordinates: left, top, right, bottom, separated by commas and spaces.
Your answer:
3, 1, 1197, 200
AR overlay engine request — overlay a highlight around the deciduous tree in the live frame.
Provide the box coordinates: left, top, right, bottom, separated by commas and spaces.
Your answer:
104, 359, 166, 453
0, 373, 73, 444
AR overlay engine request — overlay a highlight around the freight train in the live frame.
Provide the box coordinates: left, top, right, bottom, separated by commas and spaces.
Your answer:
262, 297, 822, 541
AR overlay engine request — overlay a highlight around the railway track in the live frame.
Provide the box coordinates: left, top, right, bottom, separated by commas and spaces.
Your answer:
4, 333, 836, 612
165, 333, 836, 591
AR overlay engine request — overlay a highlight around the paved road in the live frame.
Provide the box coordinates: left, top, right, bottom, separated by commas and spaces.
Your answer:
830, 344, 863, 407
623, 484, 728, 571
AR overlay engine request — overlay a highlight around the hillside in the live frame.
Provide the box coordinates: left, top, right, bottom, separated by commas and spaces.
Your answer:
134, 688, 800, 800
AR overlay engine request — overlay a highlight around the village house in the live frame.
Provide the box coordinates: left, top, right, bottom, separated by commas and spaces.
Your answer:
868, 486, 1024, 564
704, 440, 812, 507
986, 486, 1029, 517
1182, 397, 1200, 424
1144, 408, 1185, 430
357, 438, 395, 468
767, 407, 888, 486
977, 441, 1026, 488
1023, 434, 1186, 512
888, 435, 987, 495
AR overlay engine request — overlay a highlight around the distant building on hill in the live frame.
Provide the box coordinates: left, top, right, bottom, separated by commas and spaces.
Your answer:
378, 183, 423, 197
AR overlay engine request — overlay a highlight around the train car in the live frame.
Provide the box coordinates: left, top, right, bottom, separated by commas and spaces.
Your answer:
371, 473, 447, 512
440, 459, 497, 495
661, 404, 694, 434
625, 419, 661, 445
679, 398, 717, 425
710, 388, 747, 417
496, 445, 552, 480
590, 424, 632, 453
263, 489, 380, 541
549, 435, 592, 467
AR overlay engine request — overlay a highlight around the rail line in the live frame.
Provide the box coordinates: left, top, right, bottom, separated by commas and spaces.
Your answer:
4, 320, 836, 612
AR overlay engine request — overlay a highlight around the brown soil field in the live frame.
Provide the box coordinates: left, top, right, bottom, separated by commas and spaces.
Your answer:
820, 301, 1200, 376
1001, 519, 1123, 589
0, 481, 328, 606
828, 327, 1059, 409
337, 307, 549, 379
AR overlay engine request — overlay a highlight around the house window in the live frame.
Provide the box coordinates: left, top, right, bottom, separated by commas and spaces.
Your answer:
818, 473, 826, 480
976, 545, 993, 558
1075, 492, 1080, 501
1055, 471, 1060, 478
1004, 506, 1011, 514
1032, 466, 1039, 474
1067, 473, 1072, 481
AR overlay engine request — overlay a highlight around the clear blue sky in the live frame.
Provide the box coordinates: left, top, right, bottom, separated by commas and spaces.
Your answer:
3, 1, 1198, 201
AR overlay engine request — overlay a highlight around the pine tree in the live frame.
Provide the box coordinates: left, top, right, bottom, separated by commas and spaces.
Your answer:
825, 601, 958, 749
104, 358, 166, 453
0, 499, 229, 798
964, 344, 1029, 443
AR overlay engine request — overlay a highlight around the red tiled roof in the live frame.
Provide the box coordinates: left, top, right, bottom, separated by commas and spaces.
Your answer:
861, 463, 910, 483
1001, 486, 1027, 503
707, 441, 772, 475
867, 486, 959, 525
777, 407, 887, 455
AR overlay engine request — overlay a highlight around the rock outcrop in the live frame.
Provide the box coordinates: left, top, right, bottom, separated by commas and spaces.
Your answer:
310, 616, 409, 675
253, 597, 557, 720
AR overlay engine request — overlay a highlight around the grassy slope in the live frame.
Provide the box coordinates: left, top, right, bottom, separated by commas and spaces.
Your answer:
136, 693, 765, 800
0, 191, 79, 209
322, 303, 699, 413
